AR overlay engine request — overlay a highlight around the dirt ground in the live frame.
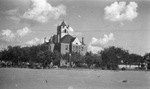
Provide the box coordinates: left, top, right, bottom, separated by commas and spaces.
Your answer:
0, 68, 150, 89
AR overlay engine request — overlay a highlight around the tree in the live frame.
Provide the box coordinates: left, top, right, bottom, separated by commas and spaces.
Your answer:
44, 50, 53, 65
37, 51, 46, 63
93, 54, 102, 67
143, 53, 150, 69
0, 49, 9, 61
52, 51, 61, 66
6, 46, 23, 65
84, 52, 94, 67
21, 47, 30, 62
100, 46, 129, 69
71, 52, 83, 65
129, 53, 142, 65
62, 53, 69, 62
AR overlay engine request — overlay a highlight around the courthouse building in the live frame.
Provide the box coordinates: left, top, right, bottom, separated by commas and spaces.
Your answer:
46, 21, 87, 55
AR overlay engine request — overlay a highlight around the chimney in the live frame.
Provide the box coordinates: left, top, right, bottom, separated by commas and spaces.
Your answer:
51, 36, 53, 42
82, 37, 84, 44
44, 37, 46, 43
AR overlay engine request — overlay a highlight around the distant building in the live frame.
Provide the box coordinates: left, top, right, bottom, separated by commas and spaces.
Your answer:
46, 21, 87, 55
118, 64, 139, 69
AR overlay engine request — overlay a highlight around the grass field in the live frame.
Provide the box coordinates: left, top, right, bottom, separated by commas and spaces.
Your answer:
0, 68, 150, 89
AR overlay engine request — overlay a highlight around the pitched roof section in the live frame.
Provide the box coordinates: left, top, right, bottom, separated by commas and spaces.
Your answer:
60, 21, 67, 27
72, 38, 82, 45
61, 35, 75, 43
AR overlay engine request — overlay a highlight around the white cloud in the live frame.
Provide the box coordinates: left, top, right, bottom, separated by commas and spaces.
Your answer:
91, 33, 115, 46
1, 30, 15, 38
0, 27, 31, 42
88, 33, 115, 53
68, 26, 74, 32
104, 1, 138, 21
0, 44, 7, 50
17, 27, 32, 37
88, 45, 103, 54
68, 26, 82, 36
1, 29, 15, 42
26, 37, 43, 45
22, 0, 66, 23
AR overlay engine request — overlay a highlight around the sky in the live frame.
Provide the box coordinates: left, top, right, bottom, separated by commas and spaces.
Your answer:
0, 0, 149, 55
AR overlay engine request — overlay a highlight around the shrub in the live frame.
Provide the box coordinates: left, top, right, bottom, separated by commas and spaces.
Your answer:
121, 67, 126, 70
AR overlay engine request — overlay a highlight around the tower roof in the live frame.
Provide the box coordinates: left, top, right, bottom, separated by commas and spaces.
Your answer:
60, 21, 67, 27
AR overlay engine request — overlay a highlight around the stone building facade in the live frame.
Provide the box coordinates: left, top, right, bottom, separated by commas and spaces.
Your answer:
47, 21, 87, 55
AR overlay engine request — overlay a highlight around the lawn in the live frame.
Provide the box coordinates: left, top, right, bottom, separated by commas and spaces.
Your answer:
0, 68, 149, 89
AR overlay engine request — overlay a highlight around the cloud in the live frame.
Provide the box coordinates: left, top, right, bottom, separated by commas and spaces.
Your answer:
0, 27, 31, 42
0, 44, 7, 50
68, 26, 82, 36
6, 16, 21, 22
90, 33, 115, 46
17, 27, 32, 37
88, 45, 103, 54
78, 15, 81, 18
104, 1, 138, 21
26, 37, 43, 45
0, 29, 15, 42
22, 0, 66, 23
4, 8, 21, 22
5, 9, 20, 16
68, 86, 74, 89
88, 33, 115, 53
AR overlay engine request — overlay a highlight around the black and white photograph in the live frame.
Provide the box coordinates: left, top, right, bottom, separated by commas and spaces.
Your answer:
0, 0, 149, 89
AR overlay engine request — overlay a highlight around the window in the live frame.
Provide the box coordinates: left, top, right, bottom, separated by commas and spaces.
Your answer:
64, 29, 66, 33
66, 45, 68, 50
73, 46, 75, 51
82, 47, 84, 51
76, 46, 78, 52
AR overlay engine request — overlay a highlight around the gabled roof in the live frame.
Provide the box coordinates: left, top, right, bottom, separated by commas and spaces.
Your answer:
61, 35, 75, 43
60, 21, 67, 27
72, 37, 81, 45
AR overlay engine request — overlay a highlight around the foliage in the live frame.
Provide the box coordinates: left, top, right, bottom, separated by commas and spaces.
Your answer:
143, 53, 150, 69
100, 46, 143, 69
83, 52, 102, 67
100, 46, 125, 67
84, 52, 94, 67
0, 44, 146, 69
71, 52, 84, 64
